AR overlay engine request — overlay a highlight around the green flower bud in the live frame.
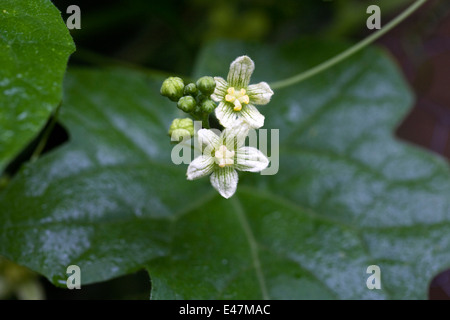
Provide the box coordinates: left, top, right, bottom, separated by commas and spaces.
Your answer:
196, 76, 216, 95
200, 98, 216, 114
168, 118, 195, 142
177, 96, 196, 113
160, 77, 184, 102
196, 94, 208, 103
183, 83, 198, 97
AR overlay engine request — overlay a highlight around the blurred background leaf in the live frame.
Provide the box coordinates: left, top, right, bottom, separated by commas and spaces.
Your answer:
53, 0, 411, 74
1, 40, 449, 299
1, 0, 449, 300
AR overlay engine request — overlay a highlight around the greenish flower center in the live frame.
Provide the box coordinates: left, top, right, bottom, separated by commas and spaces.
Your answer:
214, 145, 235, 168
225, 87, 249, 112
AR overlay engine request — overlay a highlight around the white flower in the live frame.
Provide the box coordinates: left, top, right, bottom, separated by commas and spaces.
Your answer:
211, 56, 274, 129
186, 121, 269, 199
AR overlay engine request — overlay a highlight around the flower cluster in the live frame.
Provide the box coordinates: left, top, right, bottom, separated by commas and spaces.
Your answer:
187, 120, 269, 198
211, 56, 273, 129
161, 75, 217, 128
161, 56, 274, 198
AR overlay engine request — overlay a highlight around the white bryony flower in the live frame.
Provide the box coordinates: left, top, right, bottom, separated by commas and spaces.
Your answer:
186, 121, 269, 199
211, 55, 274, 129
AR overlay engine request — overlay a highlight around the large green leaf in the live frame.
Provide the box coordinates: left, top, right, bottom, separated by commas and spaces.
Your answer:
0, 0, 75, 171
1, 40, 450, 299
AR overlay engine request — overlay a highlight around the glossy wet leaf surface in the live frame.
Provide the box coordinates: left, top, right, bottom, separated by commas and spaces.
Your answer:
0, 0, 75, 171
1, 40, 449, 299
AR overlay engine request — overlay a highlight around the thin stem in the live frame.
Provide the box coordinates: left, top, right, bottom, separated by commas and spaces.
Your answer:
201, 113, 210, 129
270, 0, 427, 90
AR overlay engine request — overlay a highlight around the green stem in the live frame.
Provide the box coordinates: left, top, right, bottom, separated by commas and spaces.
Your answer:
270, 0, 427, 90
201, 113, 210, 129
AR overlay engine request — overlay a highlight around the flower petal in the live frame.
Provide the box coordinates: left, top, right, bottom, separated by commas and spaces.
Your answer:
227, 56, 255, 89
187, 155, 215, 180
211, 77, 228, 102
215, 101, 238, 128
210, 167, 238, 199
198, 128, 220, 148
235, 147, 269, 172
221, 118, 251, 149
247, 82, 274, 105
240, 104, 264, 129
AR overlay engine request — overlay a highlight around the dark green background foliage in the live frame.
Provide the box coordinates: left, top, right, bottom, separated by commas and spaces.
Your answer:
54, 0, 411, 74
1, 0, 449, 299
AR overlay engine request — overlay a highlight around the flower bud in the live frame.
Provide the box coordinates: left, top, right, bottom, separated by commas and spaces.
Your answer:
196, 94, 208, 103
196, 76, 216, 95
200, 98, 216, 114
177, 96, 196, 113
193, 104, 202, 115
168, 118, 194, 142
160, 77, 184, 102
183, 83, 198, 97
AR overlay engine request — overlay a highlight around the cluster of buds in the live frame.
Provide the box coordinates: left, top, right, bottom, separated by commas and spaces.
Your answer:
161, 56, 274, 199
168, 118, 194, 142
161, 76, 217, 136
